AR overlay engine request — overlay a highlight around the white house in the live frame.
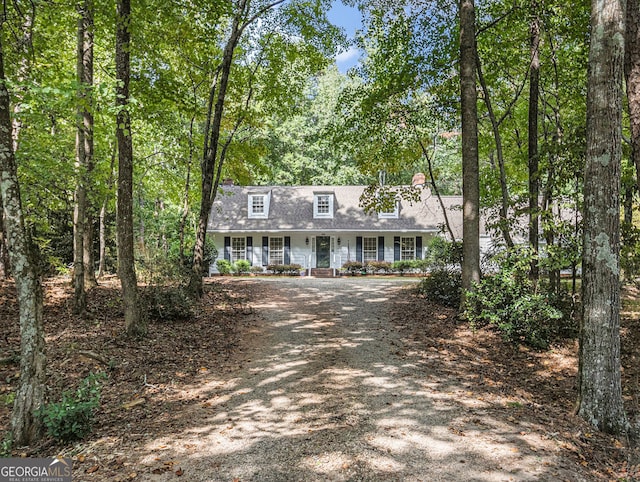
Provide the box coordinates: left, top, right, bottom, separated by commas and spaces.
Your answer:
207, 183, 493, 275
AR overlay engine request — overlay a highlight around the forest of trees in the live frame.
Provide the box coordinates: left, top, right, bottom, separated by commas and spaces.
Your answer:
0, 0, 637, 446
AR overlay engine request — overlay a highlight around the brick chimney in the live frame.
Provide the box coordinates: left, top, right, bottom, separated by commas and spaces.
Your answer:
222, 178, 234, 186
411, 172, 426, 187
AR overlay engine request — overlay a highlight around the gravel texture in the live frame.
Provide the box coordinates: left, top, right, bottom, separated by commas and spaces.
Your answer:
133, 277, 584, 482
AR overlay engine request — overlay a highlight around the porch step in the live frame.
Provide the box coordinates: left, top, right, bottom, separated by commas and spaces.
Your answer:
310, 268, 334, 278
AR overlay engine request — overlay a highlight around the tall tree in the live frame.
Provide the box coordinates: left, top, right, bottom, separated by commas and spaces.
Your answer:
0, 30, 46, 446
529, 1, 541, 280
460, 0, 481, 299
73, 0, 94, 314
626, 0, 640, 189
578, 0, 628, 435
116, 0, 144, 336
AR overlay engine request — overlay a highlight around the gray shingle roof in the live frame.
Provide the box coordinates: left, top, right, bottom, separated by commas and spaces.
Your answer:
208, 185, 465, 237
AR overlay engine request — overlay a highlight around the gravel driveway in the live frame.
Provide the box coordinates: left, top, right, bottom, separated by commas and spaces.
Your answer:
143, 277, 582, 482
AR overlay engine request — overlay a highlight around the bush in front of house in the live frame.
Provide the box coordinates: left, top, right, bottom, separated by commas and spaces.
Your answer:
391, 260, 417, 274
250, 266, 264, 274
267, 264, 303, 275
342, 261, 364, 275
216, 259, 232, 275
233, 259, 251, 274
365, 261, 392, 274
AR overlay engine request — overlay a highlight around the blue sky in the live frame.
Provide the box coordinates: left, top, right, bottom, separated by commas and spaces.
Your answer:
327, 1, 362, 72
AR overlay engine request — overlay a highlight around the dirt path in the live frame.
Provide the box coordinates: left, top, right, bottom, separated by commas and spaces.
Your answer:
106, 277, 586, 482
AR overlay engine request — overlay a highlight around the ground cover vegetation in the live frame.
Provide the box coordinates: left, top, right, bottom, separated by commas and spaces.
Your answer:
0, 0, 638, 465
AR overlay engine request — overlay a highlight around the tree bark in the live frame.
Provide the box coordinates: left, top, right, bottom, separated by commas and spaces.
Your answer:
73, 0, 89, 314
460, 0, 481, 301
0, 32, 46, 447
578, 0, 628, 435
528, 3, 541, 280
116, 0, 145, 337
97, 148, 115, 279
626, 0, 640, 189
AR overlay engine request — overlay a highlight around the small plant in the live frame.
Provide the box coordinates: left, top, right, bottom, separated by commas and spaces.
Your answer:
0, 432, 12, 457
40, 372, 106, 443
250, 266, 264, 275
342, 261, 364, 275
216, 259, 232, 275
233, 259, 251, 274
0, 392, 15, 406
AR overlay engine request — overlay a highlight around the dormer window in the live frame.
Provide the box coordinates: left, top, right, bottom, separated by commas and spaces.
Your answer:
248, 192, 270, 219
378, 202, 399, 219
314, 193, 334, 218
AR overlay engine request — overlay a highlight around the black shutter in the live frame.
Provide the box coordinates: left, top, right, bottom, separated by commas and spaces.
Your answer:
224, 236, 231, 261
284, 236, 291, 264
262, 236, 269, 266
394, 236, 400, 261
377, 236, 385, 261
356, 236, 363, 262
415, 236, 422, 260
246, 236, 253, 265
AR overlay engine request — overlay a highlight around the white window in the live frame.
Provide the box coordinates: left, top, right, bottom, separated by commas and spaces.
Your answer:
378, 202, 399, 219
231, 237, 246, 262
314, 193, 334, 218
248, 193, 270, 219
269, 237, 284, 265
363, 237, 378, 262
400, 237, 415, 260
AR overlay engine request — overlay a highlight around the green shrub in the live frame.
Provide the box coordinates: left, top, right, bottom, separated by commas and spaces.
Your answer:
425, 237, 463, 269
233, 259, 251, 274
250, 266, 264, 274
463, 247, 567, 349
365, 261, 392, 274
267, 264, 303, 275
418, 268, 462, 308
342, 261, 364, 275
216, 259, 232, 275
40, 372, 106, 443
142, 285, 194, 321
392, 260, 416, 274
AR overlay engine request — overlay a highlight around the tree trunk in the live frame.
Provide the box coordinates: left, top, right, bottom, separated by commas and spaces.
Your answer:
460, 0, 481, 301
0, 210, 10, 278
82, 0, 96, 289
476, 56, 514, 249
97, 146, 115, 279
179, 117, 194, 267
0, 32, 46, 447
529, 4, 541, 280
188, 9, 244, 298
116, 0, 144, 337
73, 0, 89, 314
578, 0, 628, 435
626, 0, 640, 189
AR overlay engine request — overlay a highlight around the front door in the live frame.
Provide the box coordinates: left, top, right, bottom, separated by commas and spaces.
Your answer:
316, 236, 331, 268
